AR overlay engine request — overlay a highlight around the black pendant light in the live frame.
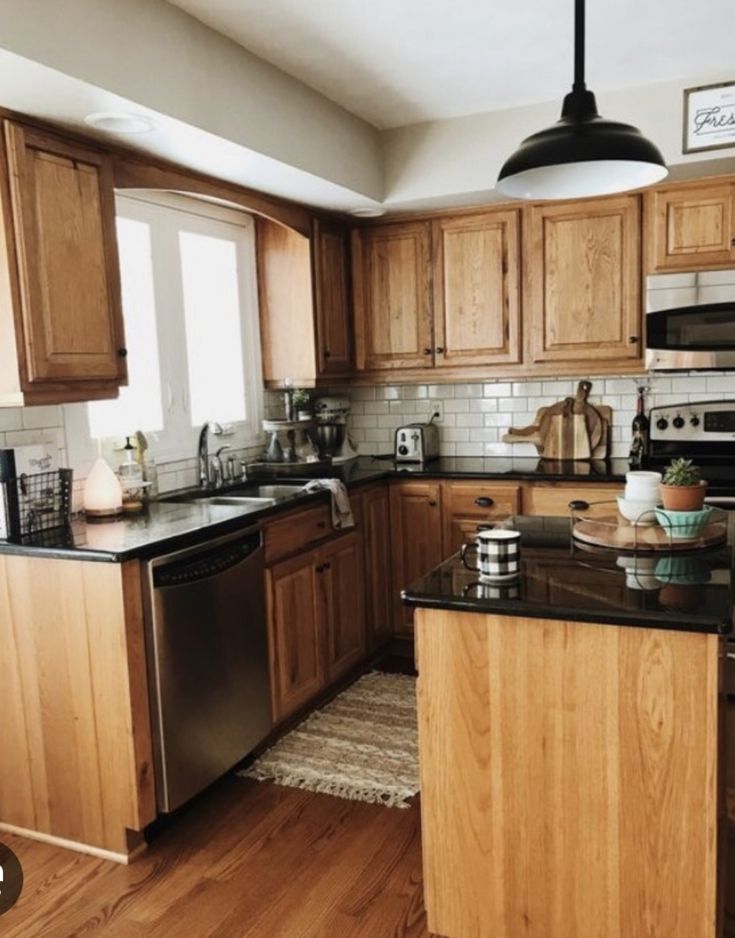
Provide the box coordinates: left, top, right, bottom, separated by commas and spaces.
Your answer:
496, 0, 668, 200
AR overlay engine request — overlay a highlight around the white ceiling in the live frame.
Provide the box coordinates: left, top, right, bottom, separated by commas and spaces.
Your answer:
166, 0, 735, 129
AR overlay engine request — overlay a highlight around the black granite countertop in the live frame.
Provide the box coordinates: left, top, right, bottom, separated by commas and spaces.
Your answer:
402, 515, 734, 635
0, 456, 628, 563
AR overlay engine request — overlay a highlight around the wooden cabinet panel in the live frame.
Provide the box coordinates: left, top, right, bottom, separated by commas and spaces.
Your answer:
646, 183, 735, 271
362, 484, 394, 648
441, 481, 521, 554
318, 531, 366, 683
312, 218, 353, 376
433, 211, 521, 367
267, 552, 323, 722
263, 501, 332, 564
389, 481, 444, 635
522, 483, 622, 517
4, 121, 126, 386
353, 221, 433, 370
525, 196, 642, 365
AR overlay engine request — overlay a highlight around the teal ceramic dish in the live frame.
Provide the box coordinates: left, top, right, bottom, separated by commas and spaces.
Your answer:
654, 506, 713, 539
654, 556, 712, 585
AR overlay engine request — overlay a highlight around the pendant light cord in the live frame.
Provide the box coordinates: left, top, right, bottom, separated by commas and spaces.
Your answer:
573, 0, 586, 92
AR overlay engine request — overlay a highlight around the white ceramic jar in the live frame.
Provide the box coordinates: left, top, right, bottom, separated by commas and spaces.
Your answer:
625, 470, 662, 502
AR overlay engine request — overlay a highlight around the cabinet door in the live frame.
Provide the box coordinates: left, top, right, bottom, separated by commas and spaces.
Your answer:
4, 121, 126, 386
362, 484, 393, 648
646, 184, 735, 271
433, 211, 521, 367
318, 530, 366, 683
441, 481, 521, 555
389, 481, 444, 635
267, 551, 323, 722
525, 196, 642, 365
312, 218, 354, 377
352, 221, 433, 370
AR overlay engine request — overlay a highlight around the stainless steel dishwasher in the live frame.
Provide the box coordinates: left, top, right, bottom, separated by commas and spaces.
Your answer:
143, 526, 272, 812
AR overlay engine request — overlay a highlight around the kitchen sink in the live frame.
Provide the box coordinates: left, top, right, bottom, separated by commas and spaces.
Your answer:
162, 482, 310, 505
250, 484, 307, 499
203, 496, 277, 508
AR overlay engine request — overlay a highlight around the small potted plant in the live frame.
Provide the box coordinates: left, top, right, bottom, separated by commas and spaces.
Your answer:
659, 458, 707, 511
292, 388, 312, 421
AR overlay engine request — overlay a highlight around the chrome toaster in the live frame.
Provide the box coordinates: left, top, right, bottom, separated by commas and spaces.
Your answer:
394, 422, 440, 463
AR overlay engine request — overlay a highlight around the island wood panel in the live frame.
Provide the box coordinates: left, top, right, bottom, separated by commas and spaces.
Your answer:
4, 121, 126, 387
416, 608, 720, 938
525, 196, 641, 365
432, 210, 521, 367
352, 221, 433, 371
646, 183, 735, 271
312, 217, 353, 377
0, 554, 155, 857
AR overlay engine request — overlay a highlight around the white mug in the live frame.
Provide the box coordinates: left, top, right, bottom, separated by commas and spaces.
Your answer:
461, 528, 521, 581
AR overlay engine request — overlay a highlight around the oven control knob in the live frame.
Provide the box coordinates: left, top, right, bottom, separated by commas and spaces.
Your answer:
673, 415, 685, 429
656, 417, 669, 431
398, 444, 409, 456
690, 415, 700, 427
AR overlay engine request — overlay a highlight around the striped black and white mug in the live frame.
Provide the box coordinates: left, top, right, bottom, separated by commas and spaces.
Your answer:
461, 528, 521, 581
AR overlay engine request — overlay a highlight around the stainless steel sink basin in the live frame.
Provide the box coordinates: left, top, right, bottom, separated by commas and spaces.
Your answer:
251, 484, 307, 499
204, 496, 277, 508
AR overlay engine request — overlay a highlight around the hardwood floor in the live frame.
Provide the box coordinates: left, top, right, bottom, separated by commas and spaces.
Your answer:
1, 777, 431, 938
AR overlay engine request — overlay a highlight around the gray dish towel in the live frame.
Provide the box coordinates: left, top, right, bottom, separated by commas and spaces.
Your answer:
303, 479, 355, 530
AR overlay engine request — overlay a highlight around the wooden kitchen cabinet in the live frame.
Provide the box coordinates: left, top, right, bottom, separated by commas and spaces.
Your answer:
432, 210, 522, 368
389, 480, 444, 635
521, 481, 622, 516
361, 484, 394, 648
267, 550, 324, 722
645, 181, 735, 271
312, 217, 354, 376
441, 480, 521, 554
257, 216, 354, 386
0, 120, 127, 406
524, 195, 642, 366
352, 220, 434, 371
319, 530, 366, 683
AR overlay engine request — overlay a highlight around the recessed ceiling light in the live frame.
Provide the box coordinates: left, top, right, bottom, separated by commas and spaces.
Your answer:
84, 112, 157, 135
350, 207, 386, 218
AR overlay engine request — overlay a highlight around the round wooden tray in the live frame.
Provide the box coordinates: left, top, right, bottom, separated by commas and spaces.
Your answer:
572, 514, 728, 552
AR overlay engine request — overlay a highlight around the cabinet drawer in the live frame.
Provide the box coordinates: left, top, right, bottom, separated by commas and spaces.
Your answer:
442, 481, 521, 517
522, 484, 622, 517
264, 501, 333, 564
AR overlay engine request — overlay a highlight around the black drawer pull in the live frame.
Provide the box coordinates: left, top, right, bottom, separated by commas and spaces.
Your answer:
474, 496, 494, 507
568, 499, 589, 511
117, 347, 128, 357
323, 349, 331, 359
317, 521, 327, 528
435, 346, 445, 353
428, 499, 437, 507
423, 348, 432, 355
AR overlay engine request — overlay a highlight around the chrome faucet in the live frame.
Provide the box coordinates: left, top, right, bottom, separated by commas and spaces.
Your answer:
210, 445, 232, 489
198, 422, 223, 489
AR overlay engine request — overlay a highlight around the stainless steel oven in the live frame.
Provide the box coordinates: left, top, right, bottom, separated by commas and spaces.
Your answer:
646, 269, 735, 371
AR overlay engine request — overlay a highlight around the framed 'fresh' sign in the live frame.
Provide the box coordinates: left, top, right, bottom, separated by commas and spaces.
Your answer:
683, 81, 735, 153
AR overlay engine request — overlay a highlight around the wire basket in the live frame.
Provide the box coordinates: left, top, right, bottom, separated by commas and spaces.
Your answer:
13, 468, 73, 536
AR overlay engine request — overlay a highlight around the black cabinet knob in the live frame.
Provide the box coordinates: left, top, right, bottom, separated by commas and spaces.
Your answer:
628, 336, 638, 344
568, 499, 589, 511
474, 496, 494, 507
423, 348, 432, 355
323, 349, 331, 359
117, 348, 128, 357
428, 499, 437, 507
435, 346, 445, 354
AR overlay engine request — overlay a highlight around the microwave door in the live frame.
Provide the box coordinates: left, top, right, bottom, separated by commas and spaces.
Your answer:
646, 302, 735, 371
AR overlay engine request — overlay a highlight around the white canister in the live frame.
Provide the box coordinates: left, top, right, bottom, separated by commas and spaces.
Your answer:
625, 470, 662, 501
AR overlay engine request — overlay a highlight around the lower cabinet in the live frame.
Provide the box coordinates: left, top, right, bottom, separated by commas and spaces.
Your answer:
441, 480, 521, 554
362, 484, 393, 649
267, 528, 366, 723
389, 481, 444, 635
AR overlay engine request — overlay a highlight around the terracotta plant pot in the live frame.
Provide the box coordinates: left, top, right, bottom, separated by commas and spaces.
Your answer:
659, 480, 707, 511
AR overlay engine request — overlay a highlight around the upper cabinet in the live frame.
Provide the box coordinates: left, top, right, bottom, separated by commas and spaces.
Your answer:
352, 220, 433, 370
524, 195, 642, 366
0, 121, 127, 406
432, 211, 521, 368
645, 181, 735, 272
352, 210, 521, 373
257, 215, 354, 386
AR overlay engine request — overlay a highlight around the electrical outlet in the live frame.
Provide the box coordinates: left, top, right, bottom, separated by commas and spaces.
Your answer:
429, 399, 444, 423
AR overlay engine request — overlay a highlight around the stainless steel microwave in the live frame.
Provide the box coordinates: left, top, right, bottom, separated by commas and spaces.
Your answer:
646, 269, 735, 371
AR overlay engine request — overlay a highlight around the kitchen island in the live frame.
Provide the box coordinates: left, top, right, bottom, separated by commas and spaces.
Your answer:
403, 516, 733, 938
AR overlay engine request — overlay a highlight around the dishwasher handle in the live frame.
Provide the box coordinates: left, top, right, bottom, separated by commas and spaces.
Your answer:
153, 531, 262, 588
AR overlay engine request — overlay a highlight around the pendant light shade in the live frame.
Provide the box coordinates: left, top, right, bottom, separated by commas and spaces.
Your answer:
497, 1, 667, 200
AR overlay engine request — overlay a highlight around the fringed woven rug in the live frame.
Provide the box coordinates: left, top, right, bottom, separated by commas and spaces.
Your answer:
240, 671, 419, 808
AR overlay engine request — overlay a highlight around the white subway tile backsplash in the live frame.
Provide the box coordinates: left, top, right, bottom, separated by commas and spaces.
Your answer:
0, 409, 23, 432
345, 372, 722, 458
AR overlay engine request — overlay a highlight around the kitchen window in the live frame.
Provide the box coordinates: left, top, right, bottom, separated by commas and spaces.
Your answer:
84, 192, 263, 460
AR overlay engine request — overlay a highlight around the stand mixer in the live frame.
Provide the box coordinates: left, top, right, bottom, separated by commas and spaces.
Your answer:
314, 396, 359, 463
